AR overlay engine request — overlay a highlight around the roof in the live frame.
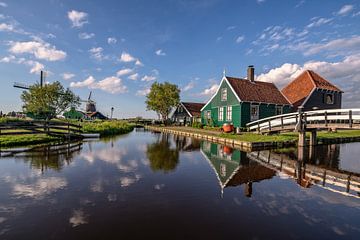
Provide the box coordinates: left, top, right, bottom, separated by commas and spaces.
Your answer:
281, 70, 342, 107
226, 76, 290, 105
181, 102, 205, 117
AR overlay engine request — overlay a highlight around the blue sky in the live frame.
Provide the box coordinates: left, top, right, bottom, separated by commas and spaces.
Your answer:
1, 0, 360, 118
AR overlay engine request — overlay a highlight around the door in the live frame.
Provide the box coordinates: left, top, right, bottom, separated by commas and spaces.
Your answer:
250, 105, 259, 121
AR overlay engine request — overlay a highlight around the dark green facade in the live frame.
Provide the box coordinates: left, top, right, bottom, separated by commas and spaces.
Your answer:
201, 78, 292, 128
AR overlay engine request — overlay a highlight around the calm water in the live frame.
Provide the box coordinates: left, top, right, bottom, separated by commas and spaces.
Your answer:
0, 128, 360, 239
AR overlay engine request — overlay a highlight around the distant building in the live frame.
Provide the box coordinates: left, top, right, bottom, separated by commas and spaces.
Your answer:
201, 66, 292, 128
281, 70, 343, 111
171, 102, 205, 125
63, 107, 108, 120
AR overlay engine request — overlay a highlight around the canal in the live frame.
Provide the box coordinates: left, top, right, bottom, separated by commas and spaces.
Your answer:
0, 128, 359, 239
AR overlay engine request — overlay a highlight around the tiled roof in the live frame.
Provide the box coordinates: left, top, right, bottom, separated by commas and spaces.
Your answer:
281, 70, 342, 107
182, 102, 205, 117
226, 77, 290, 105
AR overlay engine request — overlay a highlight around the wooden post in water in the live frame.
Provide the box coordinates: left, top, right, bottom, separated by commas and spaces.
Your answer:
309, 130, 317, 146
297, 107, 306, 147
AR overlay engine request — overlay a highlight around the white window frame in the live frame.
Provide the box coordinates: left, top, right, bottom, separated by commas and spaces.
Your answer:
206, 111, 211, 119
275, 106, 283, 115
250, 105, 259, 121
221, 88, 227, 101
325, 93, 334, 104
226, 106, 232, 121
218, 107, 224, 121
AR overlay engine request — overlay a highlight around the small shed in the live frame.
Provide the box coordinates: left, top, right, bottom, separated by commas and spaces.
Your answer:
171, 102, 205, 125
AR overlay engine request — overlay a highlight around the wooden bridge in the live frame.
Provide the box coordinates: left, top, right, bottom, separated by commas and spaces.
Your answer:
0, 120, 83, 139
246, 108, 360, 146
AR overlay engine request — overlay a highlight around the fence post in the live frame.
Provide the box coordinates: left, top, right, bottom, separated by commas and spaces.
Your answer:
281, 116, 284, 129
268, 121, 271, 131
324, 111, 328, 127
349, 110, 353, 128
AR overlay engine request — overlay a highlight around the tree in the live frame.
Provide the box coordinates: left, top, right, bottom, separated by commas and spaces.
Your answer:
21, 81, 80, 120
145, 82, 180, 123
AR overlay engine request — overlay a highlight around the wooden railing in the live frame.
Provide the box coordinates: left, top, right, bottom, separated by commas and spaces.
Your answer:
0, 120, 83, 138
246, 108, 360, 132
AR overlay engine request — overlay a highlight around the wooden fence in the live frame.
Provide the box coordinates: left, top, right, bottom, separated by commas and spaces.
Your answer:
0, 120, 83, 139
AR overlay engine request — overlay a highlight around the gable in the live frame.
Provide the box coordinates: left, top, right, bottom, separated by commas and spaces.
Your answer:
281, 71, 314, 105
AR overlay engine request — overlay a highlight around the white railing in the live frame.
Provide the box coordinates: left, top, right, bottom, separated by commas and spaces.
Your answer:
246, 108, 360, 132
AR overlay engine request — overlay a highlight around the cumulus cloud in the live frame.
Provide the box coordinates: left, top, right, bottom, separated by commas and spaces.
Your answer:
28, 61, 44, 74
119, 51, 136, 62
141, 75, 156, 82
0, 2, 7, 7
12, 177, 67, 199
116, 68, 133, 77
107, 37, 117, 44
128, 73, 139, 80
135, 59, 143, 66
79, 32, 95, 39
136, 88, 150, 96
336, 4, 354, 16
236, 35, 245, 43
68, 10, 88, 28
155, 49, 166, 56
200, 84, 219, 96
70, 75, 127, 94
89, 47, 107, 61
9, 40, 66, 61
1, 55, 44, 74
0, 22, 14, 31
61, 72, 75, 80
69, 209, 88, 227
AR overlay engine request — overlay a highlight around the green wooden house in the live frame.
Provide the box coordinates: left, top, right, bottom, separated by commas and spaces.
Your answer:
201, 66, 292, 128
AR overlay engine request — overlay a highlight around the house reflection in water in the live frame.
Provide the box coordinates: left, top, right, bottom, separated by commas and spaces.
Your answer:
200, 141, 276, 197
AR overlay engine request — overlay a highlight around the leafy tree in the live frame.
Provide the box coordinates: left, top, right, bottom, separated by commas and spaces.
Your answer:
21, 81, 80, 120
145, 82, 180, 123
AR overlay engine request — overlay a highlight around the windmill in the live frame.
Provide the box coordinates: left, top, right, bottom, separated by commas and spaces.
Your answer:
81, 91, 97, 113
13, 71, 46, 90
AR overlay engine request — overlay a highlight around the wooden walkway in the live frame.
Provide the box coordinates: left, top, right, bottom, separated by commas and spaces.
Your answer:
0, 120, 83, 139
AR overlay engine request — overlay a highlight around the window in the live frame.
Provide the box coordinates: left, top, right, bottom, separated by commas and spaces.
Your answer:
226, 106, 232, 121
179, 106, 183, 113
325, 93, 334, 104
206, 111, 211, 119
250, 105, 259, 121
221, 88, 227, 101
218, 107, 224, 121
275, 106, 283, 115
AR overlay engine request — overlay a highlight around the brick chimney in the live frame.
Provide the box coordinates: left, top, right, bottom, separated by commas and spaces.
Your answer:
247, 65, 255, 82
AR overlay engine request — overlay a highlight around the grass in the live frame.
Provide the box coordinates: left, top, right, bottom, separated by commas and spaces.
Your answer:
219, 132, 298, 143
81, 120, 134, 137
0, 134, 61, 148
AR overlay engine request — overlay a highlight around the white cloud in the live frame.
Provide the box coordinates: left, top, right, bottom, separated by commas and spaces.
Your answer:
336, 4, 354, 16
200, 84, 219, 96
141, 75, 156, 82
0, 2, 7, 7
9, 40, 66, 61
70, 75, 127, 94
306, 17, 332, 28
155, 49, 166, 56
119, 51, 136, 62
12, 177, 67, 199
182, 81, 195, 91
69, 209, 88, 227
68, 10, 88, 28
136, 88, 150, 96
226, 25, 236, 30
116, 68, 133, 77
70, 76, 96, 88
28, 61, 44, 74
135, 59, 143, 66
93, 76, 128, 94
236, 35, 245, 43
79, 32, 95, 39
257, 0, 266, 4
107, 37, 117, 44
1, 55, 44, 74
256, 63, 302, 87
128, 73, 139, 80
61, 72, 75, 80
119, 175, 141, 187
0, 23, 14, 31
89, 47, 107, 61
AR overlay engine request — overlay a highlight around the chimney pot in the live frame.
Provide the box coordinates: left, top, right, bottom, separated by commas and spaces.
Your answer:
247, 65, 255, 82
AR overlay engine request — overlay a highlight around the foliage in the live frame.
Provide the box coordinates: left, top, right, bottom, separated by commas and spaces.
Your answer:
0, 134, 61, 148
21, 81, 80, 120
192, 121, 203, 129
146, 134, 179, 173
81, 120, 134, 136
145, 82, 180, 123
0, 117, 22, 124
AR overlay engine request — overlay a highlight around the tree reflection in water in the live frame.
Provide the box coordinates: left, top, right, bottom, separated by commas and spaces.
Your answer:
11, 141, 83, 172
147, 133, 179, 173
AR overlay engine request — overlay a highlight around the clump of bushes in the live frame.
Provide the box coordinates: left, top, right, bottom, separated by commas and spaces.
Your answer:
192, 121, 204, 129
82, 120, 134, 137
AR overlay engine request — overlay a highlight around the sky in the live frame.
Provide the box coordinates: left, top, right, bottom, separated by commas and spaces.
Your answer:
0, 0, 360, 119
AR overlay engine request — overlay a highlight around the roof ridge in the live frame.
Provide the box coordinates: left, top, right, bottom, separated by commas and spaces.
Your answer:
306, 70, 317, 89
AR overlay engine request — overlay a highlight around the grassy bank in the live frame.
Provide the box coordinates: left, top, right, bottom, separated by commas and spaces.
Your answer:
81, 120, 134, 137
0, 134, 61, 148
